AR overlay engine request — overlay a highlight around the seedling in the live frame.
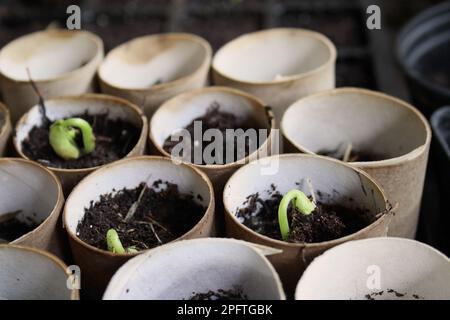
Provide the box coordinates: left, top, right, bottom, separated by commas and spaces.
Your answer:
106, 229, 138, 254
49, 118, 95, 160
278, 189, 316, 241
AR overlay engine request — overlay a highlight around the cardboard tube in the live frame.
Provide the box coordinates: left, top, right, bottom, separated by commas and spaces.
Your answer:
149, 86, 277, 197
0, 244, 78, 300
296, 238, 450, 300
282, 87, 431, 238
212, 28, 336, 124
0, 158, 65, 258
0, 29, 104, 122
63, 156, 215, 298
223, 154, 391, 294
14, 94, 148, 194
103, 238, 285, 300
99, 33, 212, 118
0, 102, 11, 156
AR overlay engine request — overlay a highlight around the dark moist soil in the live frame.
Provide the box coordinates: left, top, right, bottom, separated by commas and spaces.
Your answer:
365, 289, 423, 300
0, 215, 39, 242
0, 111, 4, 129
317, 148, 385, 162
163, 103, 264, 165
189, 287, 248, 300
21, 113, 140, 169
236, 186, 373, 243
76, 180, 206, 251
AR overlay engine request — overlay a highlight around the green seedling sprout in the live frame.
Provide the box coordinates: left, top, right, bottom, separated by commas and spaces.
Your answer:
278, 189, 316, 241
49, 118, 95, 160
106, 229, 138, 254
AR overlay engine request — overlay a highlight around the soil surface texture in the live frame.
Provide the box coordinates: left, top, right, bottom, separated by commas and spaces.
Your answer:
77, 180, 206, 251
163, 103, 264, 165
22, 113, 140, 169
236, 185, 373, 243
189, 287, 248, 300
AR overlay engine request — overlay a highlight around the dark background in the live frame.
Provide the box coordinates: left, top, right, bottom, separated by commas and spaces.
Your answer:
0, 0, 447, 253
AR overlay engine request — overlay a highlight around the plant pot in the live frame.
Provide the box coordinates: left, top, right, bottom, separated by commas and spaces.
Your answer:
431, 106, 450, 255
212, 28, 336, 124
295, 238, 450, 300
0, 102, 12, 156
397, 1, 450, 116
223, 154, 391, 294
282, 88, 431, 239
0, 244, 78, 300
150, 86, 277, 196
63, 156, 215, 298
14, 94, 148, 193
0, 29, 104, 122
103, 238, 285, 300
0, 158, 65, 258
98, 33, 212, 118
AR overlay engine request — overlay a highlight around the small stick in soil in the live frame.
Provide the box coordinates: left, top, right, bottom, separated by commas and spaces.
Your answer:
342, 142, 353, 162
124, 175, 152, 222
26, 68, 50, 126
139, 217, 173, 235
306, 178, 317, 204
149, 223, 163, 245
0, 210, 21, 224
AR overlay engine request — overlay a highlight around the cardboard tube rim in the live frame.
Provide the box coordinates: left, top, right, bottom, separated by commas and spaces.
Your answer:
98, 33, 212, 92
0, 157, 64, 245
222, 153, 391, 249
212, 28, 337, 86
0, 102, 11, 143
295, 237, 450, 299
281, 87, 432, 167
0, 29, 103, 84
149, 86, 276, 170
0, 244, 79, 300
103, 238, 286, 300
13, 93, 148, 174
63, 155, 215, 258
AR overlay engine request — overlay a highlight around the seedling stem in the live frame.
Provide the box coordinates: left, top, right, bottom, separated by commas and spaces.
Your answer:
106, 229, 139, 254
278, 189, 316, 241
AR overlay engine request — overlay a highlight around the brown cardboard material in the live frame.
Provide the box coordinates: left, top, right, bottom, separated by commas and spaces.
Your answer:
63, 156, 215, 298
296, 238, 450, 300
0, 29, 104, 122
212, 28, 336, 124
149, 86, 277, 197
281, 87, 431, 238
14, 94, 148, 193
103, 238, 285, 300
223, 154, 391, 294
0, 158, 65, 258
98, 33, 212, 118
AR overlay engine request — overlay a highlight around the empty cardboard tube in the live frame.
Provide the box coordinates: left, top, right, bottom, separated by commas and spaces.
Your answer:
296, 237, 450, 300
99, 33, 212, 118
212, 28, 336, 124
0, 244, 78, 300
281, 87, 431, 238
0, 29, 104, 122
